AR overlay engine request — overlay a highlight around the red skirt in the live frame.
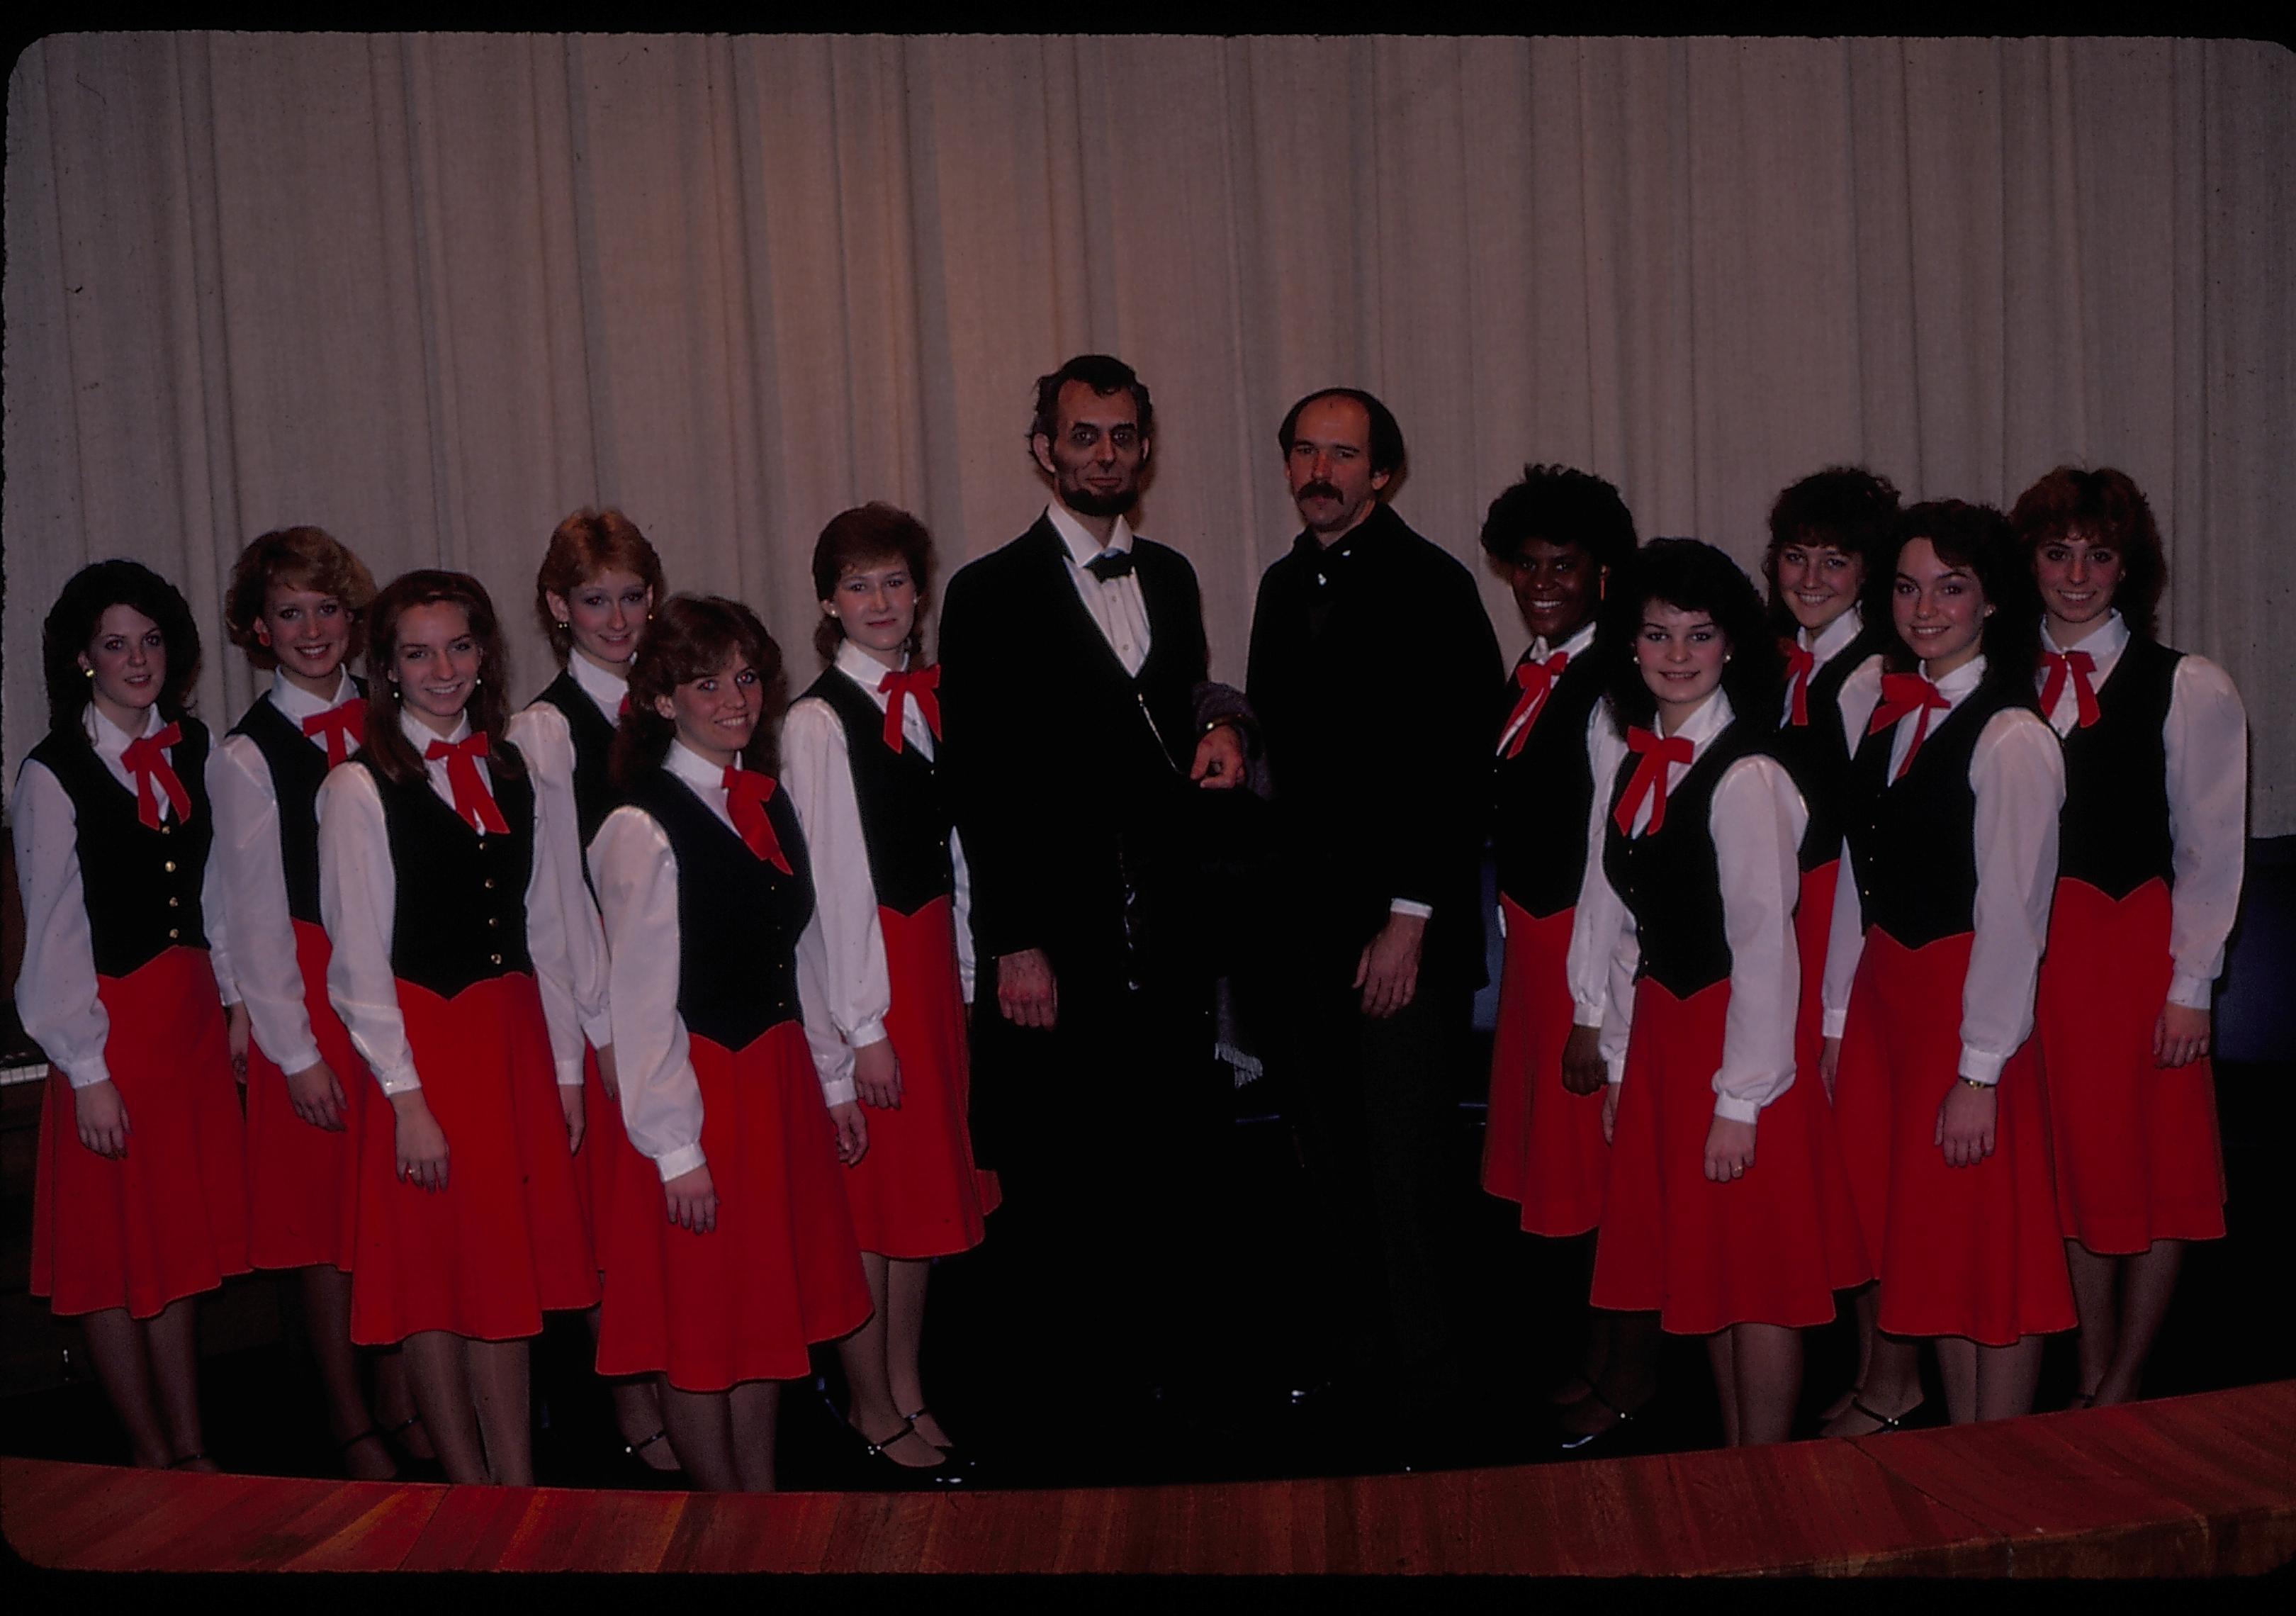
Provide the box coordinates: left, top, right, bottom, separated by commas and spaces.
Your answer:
30, 948, 250, 1319
1791, 861, 1841, 1086
1832, 930, 2074, 1345
840, 897, 1001, 1258
2035, 877, 2226, 1252
244, 919, 369, 1273
1480, 900, 1609, 1236
571, 1040, 648, 1276
1589, 979, 1871, 1332
597, 1023, 873, 1391
347, 973, 599, 1345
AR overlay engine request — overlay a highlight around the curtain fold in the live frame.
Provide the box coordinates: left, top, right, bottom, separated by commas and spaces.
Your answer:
6, 33, 2290, 830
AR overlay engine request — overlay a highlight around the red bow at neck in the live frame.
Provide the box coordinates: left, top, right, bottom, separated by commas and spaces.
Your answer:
1500, 652, 1570, 758
1613, 726, 1694, 837
301, 700, 366, 768
877, 666, 942, 755
1782, 641, 1818, 728
723, 768, 794, 872
1868, 673, 1952, 782
121, 722, 193, 831
2040, 649, 2101, 729
424, 733, 511, 835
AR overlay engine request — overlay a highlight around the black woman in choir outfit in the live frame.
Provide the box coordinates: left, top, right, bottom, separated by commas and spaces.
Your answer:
1755, 467, 1899, 1426
506, 507, 680, 1476
589, 595, 874, 1493
1570, 539, 1871, 1447
2010, 466, 2246, 1410
1468, 466, 1654, 1447
1818, 502, 2073, 1432
213, 527, 424, 1480
787, 503, 995, 1480
14, 560, 249, 1471
317, 570, 598, 1486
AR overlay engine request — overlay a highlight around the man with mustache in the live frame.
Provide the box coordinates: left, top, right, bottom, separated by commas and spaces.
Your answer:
937, 353, 1251, 1473
1245, 388, 1502, 1454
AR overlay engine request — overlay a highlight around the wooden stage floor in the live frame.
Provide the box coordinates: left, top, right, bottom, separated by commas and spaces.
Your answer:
6, 1379, 2291, 1576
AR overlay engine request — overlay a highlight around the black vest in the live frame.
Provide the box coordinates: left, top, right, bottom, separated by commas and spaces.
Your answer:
350, 747, 536, 998
2056, 637, 2182, 900
1601, 722, 1767, 999
26, 718, 214, 978
529, 670, 620, 849
1492, 646, 1611, 916
1842, 679, 2033, 949
227, 680, 365, 924
799, 668, 956, 917
1768, 627, 1887, 873
621, 765, 814, 1052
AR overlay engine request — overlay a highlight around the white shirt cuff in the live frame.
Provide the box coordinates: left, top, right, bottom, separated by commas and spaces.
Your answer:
1711, 1093, 1764, 1125
850, 1020, 890, 1051
581, 1011, 615, 1050
62, 1056, 116, 1092
1389, 899, 1433, 919
1821, 1006, 1848, 1039
554, 1055, 584, 1088
2167, 972, 2214, 1010
1956, 1046, 2006, 1084
653, 1143, 707, 1183
1573, 999, 1606, 1029
819, 1074, 857, 1109
264, 1037, 325, 1077
372, 1062, 422, 1096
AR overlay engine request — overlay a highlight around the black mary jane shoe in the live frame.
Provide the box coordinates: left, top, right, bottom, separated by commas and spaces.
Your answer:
843, 1418, 967, 1488
900, 1407, 978, 1474
618, 1427, 687, 1486
1556, 1382, 1652, 1454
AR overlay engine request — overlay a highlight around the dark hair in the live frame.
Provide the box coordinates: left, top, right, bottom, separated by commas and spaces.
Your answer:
2007, 465, 2166, 641
42, 559, 204, 741
361, 570, 523, 786
1276, 387, 1407, 482
612, 594, 786, 788
1603, 538, 1779, 736
1762, 466, 1901, 636
1028, 354, 1153, 449
1863, 500, 2040, 695
810, 503, 938, 665
1478, 463, 1638, 573
223, 527, 380, 670
534, 508, 666, 658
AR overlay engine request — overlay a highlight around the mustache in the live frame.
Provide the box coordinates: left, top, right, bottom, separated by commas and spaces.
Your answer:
1298, 481, 1341, 503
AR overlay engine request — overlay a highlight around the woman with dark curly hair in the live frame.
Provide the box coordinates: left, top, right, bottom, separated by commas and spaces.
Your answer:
2012, 466, 2246, 1410
14, 559, 249, 1471
1568, 539, 1867, 1447
589, 594, 874, 1492
317, 569, 597, 1485
1818, 502, 2073, 1432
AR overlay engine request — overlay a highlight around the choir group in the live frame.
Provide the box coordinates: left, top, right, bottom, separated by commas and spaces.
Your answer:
10, 440, 2246, 1492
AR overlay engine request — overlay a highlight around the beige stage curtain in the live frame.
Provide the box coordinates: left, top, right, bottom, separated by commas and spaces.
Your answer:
6, 34, 2291, 830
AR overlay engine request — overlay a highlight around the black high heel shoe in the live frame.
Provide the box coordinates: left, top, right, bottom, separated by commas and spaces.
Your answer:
1556, 1381, 1653, 1454
840, 1417, 967, 1488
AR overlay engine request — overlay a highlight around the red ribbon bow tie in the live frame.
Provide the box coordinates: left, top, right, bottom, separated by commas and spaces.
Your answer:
877, 666, 943, 755
723, 768, 794, 872
2040, 649, 2101, 729
301, 700, 366, 768
1782, 641, 1817, 727
1500, 651, 1569, 758
120, 722, 193, 831
1868, 673, 1952, 781
424, 733, 511, 835
1613, 726, 1694, 837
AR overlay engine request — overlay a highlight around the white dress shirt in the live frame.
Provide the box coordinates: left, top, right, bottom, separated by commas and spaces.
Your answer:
316, 707, 585, 1097
505, 653, 622, 1050
1819, 655, 2066, 1083
1047, 500, 1152, 676
1496, 617, 1601, 757
1493, 618, 1604, 943
13, 702, 237, 1089
2038, 611, 2248, 1006
1781, 606, 1876, 728
782, 641, 976, 1093
208, 668, 361, 1077
587, 739, 854, 1182
1565, 692, 1807, 1120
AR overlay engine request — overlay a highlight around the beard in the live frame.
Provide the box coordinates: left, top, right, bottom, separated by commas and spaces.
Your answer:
1064, 483, 1139, 520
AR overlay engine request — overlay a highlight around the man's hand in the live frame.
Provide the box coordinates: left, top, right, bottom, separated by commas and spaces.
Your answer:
1560, 1024, 1608, 1095
2154, 1002, 2211, 1070
1354, 911, 1426, 1019
1935, 1082, 1998, 1169
74, 1079, 130, 1159
1189, 722, 1247, 790
663, 1164, 718, 1233
830, 1100, 869, 1166
997, 948, 1058, 1029
854, 1038, 902, 1109
226, 1002, 251, 1084
284, 1059, 348, 1132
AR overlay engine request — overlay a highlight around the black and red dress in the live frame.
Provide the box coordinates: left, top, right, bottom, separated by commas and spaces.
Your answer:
590, 740, 872, 1391
15, 705, 250, 1318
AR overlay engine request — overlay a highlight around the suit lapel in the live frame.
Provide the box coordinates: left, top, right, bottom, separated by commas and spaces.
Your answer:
1028, 513, 1143, 691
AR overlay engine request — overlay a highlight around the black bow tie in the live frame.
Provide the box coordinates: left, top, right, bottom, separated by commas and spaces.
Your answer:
1084, 550, 1136, 583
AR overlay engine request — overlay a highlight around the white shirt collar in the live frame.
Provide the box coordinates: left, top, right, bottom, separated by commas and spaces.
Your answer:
1667, 688, 1738, 760
666, 736, 733, 791
2042, 608, 2127, 661
834, 638, 907, 701
568, 651, 629, 718
1046, 500, 1135, 568
399, 705, 471, 751
84, 700, 167, 758
1923, 652, 1989, 708
1803, 605, 1864, 663
1529, 617, 1601, 665
268, 667, 359, 722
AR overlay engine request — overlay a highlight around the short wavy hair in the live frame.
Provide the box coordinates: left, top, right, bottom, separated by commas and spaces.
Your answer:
1603, 538, 1779, 736
810, 503, 937, 666
42, 559, 203, 741
1028, 354, 1153, 450
2008, 465, 2166, 641
223, 526, 379, 670
534, 508, 666, 659
1276, 387, 1407, 482
613, 594, 787, 787
1762, 466, 1901, 637
1864, 500, 2040, 700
